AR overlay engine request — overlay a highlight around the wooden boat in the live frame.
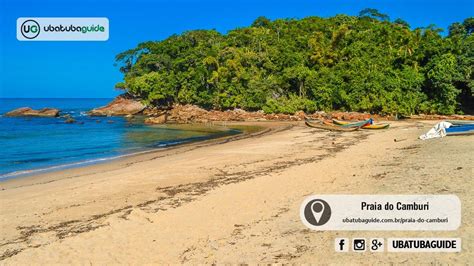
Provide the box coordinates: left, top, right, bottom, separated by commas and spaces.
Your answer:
446, 124, 474, 136
359, 123, 390, 129
305, 120, 359, 132
332, 119, 389, 129
332, 119, 372, 128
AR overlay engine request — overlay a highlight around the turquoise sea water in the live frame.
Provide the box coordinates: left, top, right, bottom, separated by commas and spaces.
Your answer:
0, 98, 240, 179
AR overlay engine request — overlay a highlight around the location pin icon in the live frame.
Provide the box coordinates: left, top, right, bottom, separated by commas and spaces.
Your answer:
311, 200, 325, 224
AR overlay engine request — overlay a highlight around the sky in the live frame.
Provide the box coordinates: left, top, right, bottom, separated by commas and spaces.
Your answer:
0, 0, 472, 98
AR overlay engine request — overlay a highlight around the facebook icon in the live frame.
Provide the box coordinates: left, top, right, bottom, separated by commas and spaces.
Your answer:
335, 238, 349, 252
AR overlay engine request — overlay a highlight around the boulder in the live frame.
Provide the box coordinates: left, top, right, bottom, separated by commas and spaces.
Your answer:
4, 107, 60, 117
89, 96, 145, 116
144, 113, 167, 124
65, 117, 75, 123
294, 110, 306, 120
167, 104, 208, 123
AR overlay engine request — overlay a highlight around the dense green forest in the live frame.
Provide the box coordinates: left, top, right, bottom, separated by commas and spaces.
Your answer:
115, 9, 473, 115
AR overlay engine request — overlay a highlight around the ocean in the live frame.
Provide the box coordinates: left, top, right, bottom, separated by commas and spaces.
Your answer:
0, 98, 241, 179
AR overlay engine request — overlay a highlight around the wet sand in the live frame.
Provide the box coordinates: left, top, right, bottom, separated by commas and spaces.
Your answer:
0, 120, 472, 264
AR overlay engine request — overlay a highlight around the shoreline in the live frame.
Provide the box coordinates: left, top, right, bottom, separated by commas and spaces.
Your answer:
0, 121, 266, 182
0, 121, 288, 190
0, 120, 472, 263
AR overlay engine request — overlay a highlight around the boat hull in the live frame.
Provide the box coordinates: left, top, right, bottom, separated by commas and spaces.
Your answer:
446, 124, 474, 136
360, 123, 390, 129
332, 119, 372, 128
332, 119, 389, 129
305, 120, 359, 132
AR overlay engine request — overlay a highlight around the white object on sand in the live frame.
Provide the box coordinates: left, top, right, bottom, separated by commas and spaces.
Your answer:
419, 121, 453, 140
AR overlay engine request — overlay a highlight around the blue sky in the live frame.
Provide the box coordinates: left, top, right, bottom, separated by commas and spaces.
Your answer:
0, 0, 472, 98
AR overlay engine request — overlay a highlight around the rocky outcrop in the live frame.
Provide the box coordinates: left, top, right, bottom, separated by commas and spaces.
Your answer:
143, 104, 405, 125
167, 105, 213, 123
409, 114, 474, 121
144, 114, 167, 124
85, 95, 474, 124
89, 96, 146, 116
141, 105, 474, 124
4, 107, 60, 117
144, 104, 307, 124
143, 108, 168, 124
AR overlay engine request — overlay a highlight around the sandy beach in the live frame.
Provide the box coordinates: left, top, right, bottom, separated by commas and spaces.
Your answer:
0, 120, 472, 264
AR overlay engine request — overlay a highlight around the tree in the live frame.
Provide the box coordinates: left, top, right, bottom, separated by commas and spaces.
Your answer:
425, 54, 461, 114
463, 17, 474, 35
358, 8, 390, 21
449, 22, 466, 37
252, 16, 271, 28
127, 72, 178, 106
282, 65, 313, 97
394, 18, 410, 28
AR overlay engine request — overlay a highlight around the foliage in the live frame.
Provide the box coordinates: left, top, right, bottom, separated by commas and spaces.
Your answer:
116, 10, 474, 115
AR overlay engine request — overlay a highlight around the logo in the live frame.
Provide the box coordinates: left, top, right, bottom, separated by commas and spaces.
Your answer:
21, 19, 40, 39
387, 238, 461, 252
17, 18, 109, 41
352, 238, 366, 252
370, 238, 384, 252
301, 197, 331, 227
335, 238, 349, 252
